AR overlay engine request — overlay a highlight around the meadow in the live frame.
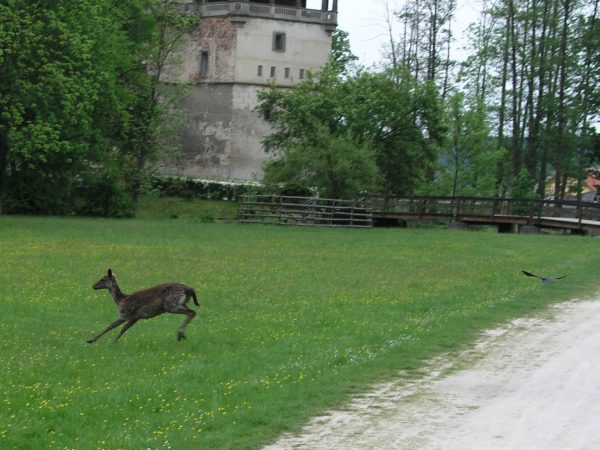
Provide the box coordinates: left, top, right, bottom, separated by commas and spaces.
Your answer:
1, 216, 599, 449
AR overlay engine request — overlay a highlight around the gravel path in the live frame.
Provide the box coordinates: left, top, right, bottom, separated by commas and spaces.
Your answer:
265, 298, 600, 450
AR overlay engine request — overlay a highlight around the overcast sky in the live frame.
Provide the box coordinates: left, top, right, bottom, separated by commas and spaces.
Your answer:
306, 0, 483, 67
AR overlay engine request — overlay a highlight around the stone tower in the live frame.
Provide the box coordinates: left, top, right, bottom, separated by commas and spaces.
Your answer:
162, 0, 338, 181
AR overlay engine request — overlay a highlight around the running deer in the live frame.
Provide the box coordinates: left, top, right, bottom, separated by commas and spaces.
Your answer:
87, 269, 200, 343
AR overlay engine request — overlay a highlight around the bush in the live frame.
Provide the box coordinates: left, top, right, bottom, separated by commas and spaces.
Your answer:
74, 171, 135, 218
3, 167, 134, 218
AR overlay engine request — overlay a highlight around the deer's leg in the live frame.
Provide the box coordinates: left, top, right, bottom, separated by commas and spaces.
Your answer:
87, 318, 127, 344
170, 306, 196, 341
114, 319, 138, 342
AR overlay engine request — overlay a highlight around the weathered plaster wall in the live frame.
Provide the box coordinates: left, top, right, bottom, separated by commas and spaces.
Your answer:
235, 18, 332, 87
229, 84, 275, 180
161, 13, 332, 181
162, 83, 234, 179
163, 83, 274, 180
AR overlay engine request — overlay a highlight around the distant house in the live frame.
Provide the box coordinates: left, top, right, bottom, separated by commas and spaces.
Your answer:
545, 168, 600, 202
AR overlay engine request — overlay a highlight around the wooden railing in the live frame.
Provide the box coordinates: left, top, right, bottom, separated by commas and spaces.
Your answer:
372, 196, 600, 228
237, 195, 372, 228
237, 195, 600, 231
178, 2, 338, 25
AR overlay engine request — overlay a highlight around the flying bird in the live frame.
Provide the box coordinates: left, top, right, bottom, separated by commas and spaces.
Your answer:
522, 271, 566, 284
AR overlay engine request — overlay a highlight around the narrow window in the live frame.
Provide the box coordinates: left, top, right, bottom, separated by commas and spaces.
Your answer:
273, 32, 286, 52
284, 67, 290, 78
270, 66, 276, 78
257, 65, 263, 77
299, 68, 305, 80
199, 51, 209, 77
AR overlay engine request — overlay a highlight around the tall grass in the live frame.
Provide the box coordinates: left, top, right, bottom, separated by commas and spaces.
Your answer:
0, 217, 598, 449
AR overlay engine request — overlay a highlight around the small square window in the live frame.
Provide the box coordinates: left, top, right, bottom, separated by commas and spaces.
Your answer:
273, 32, 286, 52
284, 68, 290, 78
299, 68, 305, 80
270, 66, 276, 78
257, 65, 263, 77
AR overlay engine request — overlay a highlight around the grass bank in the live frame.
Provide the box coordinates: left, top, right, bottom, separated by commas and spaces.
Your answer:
135, 196, 238, 221
0, 217, 598, 449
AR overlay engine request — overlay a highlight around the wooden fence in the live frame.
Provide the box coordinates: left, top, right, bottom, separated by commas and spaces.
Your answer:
237, 195, 373, 228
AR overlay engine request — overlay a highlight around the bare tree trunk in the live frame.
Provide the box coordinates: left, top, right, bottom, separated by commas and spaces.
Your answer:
575, 0, 598, 200
524, 0, 538, 180
508, 0, 522, 177
539, 0, 560, 198
427, 0, 439, 82
496, 7, 511, 194
553, 0, 572, 200
414, 0, 421, 79
533, 0, 551, 197
442, 27, 451, 99
384, 0, 398, 70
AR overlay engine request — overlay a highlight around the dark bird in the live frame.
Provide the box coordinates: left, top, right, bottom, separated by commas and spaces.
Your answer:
522, 271, 566, 284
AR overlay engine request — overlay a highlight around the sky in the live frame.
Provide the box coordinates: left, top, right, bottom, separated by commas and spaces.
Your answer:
305, 0, 483, 68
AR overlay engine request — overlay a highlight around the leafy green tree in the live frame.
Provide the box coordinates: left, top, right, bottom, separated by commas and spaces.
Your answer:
394, 0, 457, 98
459, 0, 600, 199
0, 0, 196, 215
0, 0, 103, 214
117, 0, 198, 206
263, 126, 379, 199
258, 60, 445, 199
438, 93, 503, 197
258, 63, 380, 199
343, 69, 446, 195
330, 29, 359, 75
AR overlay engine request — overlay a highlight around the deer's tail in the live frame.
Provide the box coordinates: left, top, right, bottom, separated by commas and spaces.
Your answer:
188, 288, 200, 307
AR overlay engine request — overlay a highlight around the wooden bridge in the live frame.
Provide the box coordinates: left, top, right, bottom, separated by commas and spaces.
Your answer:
238, 194, 600, 234
372, 196, 600, 235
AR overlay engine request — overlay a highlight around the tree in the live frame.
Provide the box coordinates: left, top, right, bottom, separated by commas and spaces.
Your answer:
257, 62, 380, 199
330, 29, 358, 75
0, 0, 104, 214
438, 93, 503, 197
263, 126, 380, 199
343, 69, 446, 195
117, 0, 198, 206
0, 0, 197, 215
258, 56, 445, 198
458, 0, 600, 199
394, 0, 457, 98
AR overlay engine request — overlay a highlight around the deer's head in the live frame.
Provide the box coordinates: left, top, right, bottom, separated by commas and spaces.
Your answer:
93, 269, 117, 290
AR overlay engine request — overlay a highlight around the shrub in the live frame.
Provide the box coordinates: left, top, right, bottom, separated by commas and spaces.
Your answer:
74, 171, 135, 218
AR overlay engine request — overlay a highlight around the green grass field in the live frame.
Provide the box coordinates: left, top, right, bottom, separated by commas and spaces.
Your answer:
1, 217, 599, 449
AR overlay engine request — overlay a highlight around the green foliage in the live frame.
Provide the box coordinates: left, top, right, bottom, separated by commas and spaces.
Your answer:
73, 170, 135, 218
330, 29, 359, 75
116, 0, 199, 205
0, 0, 196, 216
258, 64, 445, 198
510, 168, 538, 200
1, 217, 599, 448
0, 0, 101, 213
263, 127, 380, 199
435, 93, 504, 197
344, 70, 446, 195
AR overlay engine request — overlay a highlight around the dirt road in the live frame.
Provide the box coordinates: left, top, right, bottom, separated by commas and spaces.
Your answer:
265, 298, 600, 450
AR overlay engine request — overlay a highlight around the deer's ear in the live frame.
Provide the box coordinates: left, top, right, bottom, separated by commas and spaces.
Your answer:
108, 268, 113, 277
